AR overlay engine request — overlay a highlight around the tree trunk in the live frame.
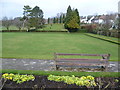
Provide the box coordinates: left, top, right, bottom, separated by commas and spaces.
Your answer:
22, 19, 27, 30
19, 27, 21, 31
7, 27, 9, 30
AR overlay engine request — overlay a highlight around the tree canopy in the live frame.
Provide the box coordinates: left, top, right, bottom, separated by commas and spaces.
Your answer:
64, 5, 80, 32
22, 5, 44, 30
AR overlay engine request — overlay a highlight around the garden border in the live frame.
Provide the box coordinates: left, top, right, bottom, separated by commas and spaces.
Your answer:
1, 69, 120, 77
85, 33, 120, 45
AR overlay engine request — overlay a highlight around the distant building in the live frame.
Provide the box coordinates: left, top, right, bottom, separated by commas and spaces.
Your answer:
80, 16, 88, 23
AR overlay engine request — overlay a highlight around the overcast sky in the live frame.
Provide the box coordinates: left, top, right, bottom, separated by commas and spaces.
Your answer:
0, 0, 119, 19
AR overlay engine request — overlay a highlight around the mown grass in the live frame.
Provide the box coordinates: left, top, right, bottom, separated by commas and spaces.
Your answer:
1, 69, 120, 77
2, 32, 118, 61
38, 24, 68, 31
0, 26, 27, 31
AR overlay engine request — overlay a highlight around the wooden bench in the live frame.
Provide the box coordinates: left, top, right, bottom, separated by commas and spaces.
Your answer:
54, 53, 110, 71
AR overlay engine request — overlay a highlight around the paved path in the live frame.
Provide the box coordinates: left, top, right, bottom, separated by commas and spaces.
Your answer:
1, 58, 120, 72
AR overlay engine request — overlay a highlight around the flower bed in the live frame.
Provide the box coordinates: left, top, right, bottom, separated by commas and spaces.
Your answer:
1, 73, 120, 89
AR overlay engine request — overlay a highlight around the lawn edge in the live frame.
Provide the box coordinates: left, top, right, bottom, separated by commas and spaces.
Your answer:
1, 69, 120, 77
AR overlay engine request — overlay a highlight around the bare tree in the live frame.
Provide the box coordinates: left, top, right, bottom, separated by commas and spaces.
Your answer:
2, 16, 13, 30
118, 14, 120, 30
103, 15, 113, 30
13, 17, 23, 30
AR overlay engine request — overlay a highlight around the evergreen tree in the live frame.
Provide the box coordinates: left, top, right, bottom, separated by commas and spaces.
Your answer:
75, 9, 80, 25
24, 6, 44, 30
67, 18, 80, 32
22, 5, 32, 30
48, 18, 50, 24
64, 5, 72, 28
60, 15, 62, 23
62, 14, 66, 23
23, 5, 32, 17
53, 17, 56, 23
64, 5, 80, 32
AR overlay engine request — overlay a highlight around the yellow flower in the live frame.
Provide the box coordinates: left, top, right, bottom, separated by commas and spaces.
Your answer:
84, 80, 90, 86
22, 79, 26, 82
10, 73, 14, 76
76, 81, 84, 86
9, 77, 12, 80
80, 76, 87, 80
93, 82, 97, 86
3, 73, 8, 77
87, 76, 94, 80
6, 77, 9, 79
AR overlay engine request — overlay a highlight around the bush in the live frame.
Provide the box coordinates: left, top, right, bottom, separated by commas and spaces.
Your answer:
2, 73, 35, 84
47, 75, 97, 87
81, 24, 97, 33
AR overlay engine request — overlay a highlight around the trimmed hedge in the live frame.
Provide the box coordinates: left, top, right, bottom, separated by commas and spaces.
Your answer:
1, 30, 68, 32
85, 33, 120, 45
1, 69, 120, 77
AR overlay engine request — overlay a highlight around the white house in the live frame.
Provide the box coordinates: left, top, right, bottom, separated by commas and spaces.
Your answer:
80, 16, 88, 23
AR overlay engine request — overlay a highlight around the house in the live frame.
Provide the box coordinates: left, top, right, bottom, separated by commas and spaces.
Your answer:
80, 16, 88, 23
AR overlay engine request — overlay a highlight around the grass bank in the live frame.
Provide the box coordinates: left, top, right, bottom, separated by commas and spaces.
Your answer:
1, 69, 120, 77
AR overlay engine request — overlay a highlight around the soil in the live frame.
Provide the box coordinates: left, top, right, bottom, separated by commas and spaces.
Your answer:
2, 75, 120, 90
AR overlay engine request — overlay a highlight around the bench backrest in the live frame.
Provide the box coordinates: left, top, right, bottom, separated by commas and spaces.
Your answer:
54, 53, 110, 62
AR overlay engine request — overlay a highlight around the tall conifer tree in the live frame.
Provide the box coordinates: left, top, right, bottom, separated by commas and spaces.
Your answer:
64, 5, 80, 32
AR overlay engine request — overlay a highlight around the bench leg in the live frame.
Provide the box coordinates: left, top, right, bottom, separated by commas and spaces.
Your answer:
105, 62, 109, 72
56, 65, 59, 70
105, 66, 108, 72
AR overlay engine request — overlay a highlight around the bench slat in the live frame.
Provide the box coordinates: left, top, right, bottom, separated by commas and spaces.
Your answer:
56, 53, 109, 57
56, 65, 104, 68
56, 58, 108, 61
56, 60, 106, 63
56, 62, 106, 66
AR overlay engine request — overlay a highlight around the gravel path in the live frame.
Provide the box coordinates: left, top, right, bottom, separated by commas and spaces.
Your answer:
1, 58, 120, 72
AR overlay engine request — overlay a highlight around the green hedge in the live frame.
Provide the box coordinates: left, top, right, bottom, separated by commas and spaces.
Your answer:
1, 69, 120, 77
85, 33, 120, 45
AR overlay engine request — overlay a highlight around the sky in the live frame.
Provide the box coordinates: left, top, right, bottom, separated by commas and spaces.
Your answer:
0, 0, 119, 19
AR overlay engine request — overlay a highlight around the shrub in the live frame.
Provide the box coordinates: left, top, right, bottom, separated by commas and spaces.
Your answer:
47, 75, 97, 87
2, 73, 35, 84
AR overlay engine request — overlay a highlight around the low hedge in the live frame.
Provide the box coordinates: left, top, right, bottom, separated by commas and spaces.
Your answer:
1, 69, 120, 77
85, 33, 120, 45
1, 30, 68, 32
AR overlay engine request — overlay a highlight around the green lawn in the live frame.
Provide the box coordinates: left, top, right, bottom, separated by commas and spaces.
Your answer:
2, 32, 119, 61
0, 26, 19, 30
38, 24, 68, 31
